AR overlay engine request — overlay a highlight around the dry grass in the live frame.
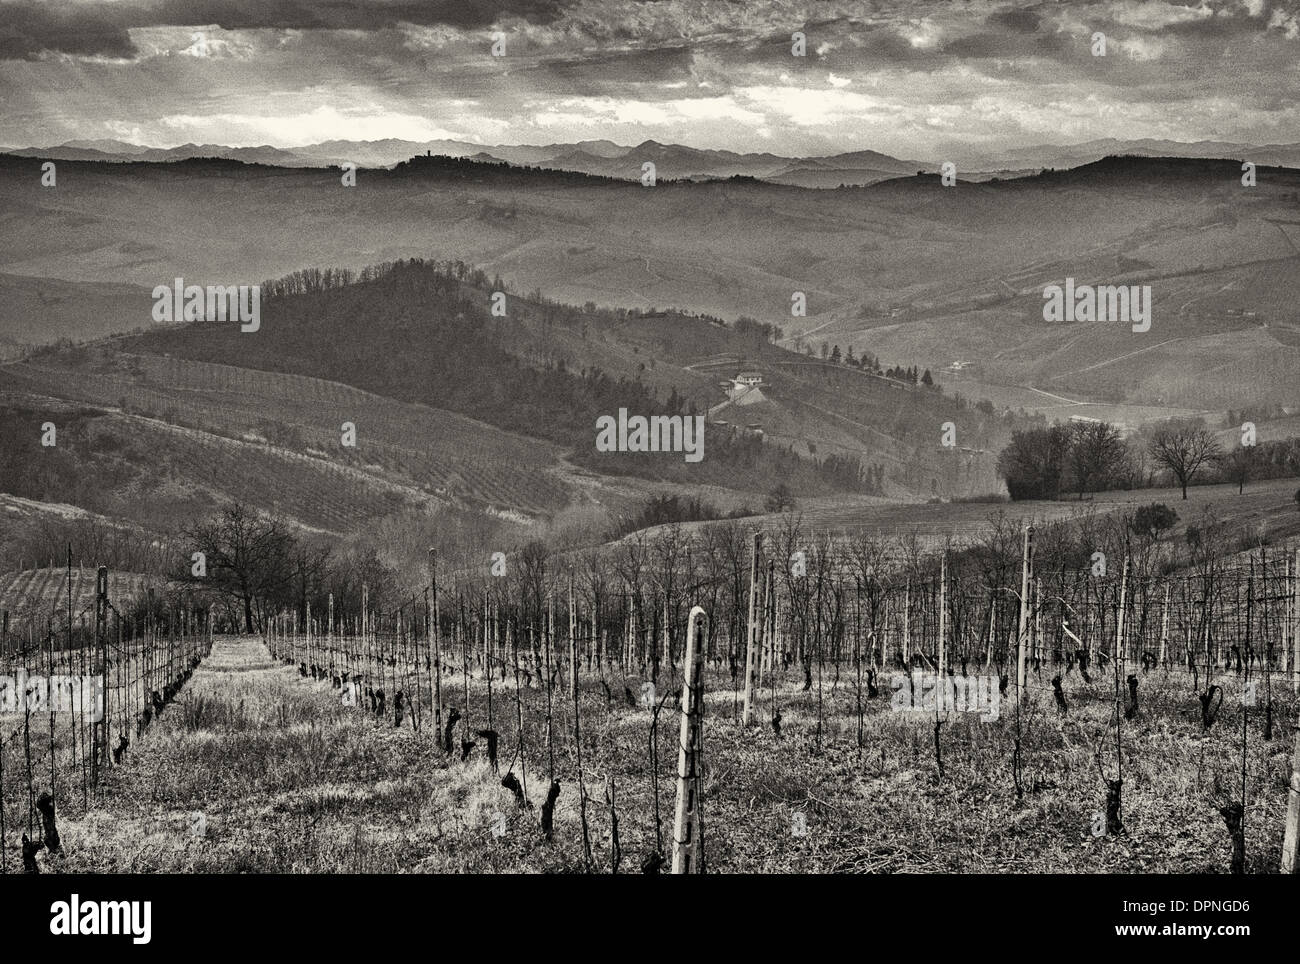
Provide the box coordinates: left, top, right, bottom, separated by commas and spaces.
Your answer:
20, 636, 1298, 874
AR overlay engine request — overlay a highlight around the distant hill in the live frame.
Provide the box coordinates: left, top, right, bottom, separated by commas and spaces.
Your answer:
112, 259, 900, 499
0, 255, 1016, 578
4, 137, 925, 182
4, 141, 308, 167
962, 138, 1300, 172
1, 151, 1297, 425
13, 135, 1298, 182
0, 273, 154, 358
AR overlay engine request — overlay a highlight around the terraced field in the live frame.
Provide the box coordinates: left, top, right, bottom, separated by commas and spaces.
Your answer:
0, 566, 158, 639
1, 352, 573, 518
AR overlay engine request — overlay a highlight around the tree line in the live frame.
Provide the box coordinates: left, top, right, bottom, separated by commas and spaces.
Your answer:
997, 418, 1300, 501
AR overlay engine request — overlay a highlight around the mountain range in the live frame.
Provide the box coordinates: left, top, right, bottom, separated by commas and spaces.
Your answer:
9, 136, 1297, 185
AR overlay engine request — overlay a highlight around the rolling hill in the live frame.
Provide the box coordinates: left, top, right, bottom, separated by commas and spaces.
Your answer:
2, 150, 1297, 427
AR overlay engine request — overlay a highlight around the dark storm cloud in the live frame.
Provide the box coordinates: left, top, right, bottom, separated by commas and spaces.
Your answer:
941, 29, 1072, 60
845, 23, 942, 65
147, 0, 572, 30
987, 7, 1043, 34
523, 44, 697, 91
0, 0, 572, 59
0, 4, 136, 59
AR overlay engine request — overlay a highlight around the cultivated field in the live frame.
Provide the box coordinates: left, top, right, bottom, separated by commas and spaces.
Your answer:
24, 629, 1298, 874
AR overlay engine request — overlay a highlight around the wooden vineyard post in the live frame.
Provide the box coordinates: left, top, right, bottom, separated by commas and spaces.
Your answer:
758, 562, 771, 688
1159, 584, 1170, 669
429, 550, 443, 742
938, 553, 947, 678
1116, 556, 1129, 674
661, 594, 669, 680
569, 576, 592, 869
1284, 556, 1294, 685
985, 598, 996, 668
672, 605, 708, 874
569, 576, 579, 693
1033, 577, 1043, 666
881, 596, 890, 669
1016, 526, 1033, 697
903, 578, 911, 667
1282, 706, 1300, 874
408, 598, 420, 731
742, 533, 761, 727
770, 564, 781, 675
1293, 549, 1299, 696
96, 566, 109, 782
622, 601, 632, 676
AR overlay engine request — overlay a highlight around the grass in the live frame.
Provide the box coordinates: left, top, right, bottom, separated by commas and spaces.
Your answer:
10, 633, 1296, 874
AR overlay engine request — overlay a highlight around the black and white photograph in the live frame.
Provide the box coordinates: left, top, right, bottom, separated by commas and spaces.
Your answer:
0, 0, 1297, 934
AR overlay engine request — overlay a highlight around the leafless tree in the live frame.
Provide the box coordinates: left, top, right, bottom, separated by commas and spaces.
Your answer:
1147, 421, 1222, 500
179, 503, 308, 632
1222, 445, 1255, 495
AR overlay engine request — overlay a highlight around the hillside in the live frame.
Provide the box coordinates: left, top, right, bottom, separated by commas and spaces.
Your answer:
1, 153, 1297, 427
0, 566, 159, 633
0, 252, 1021, 600
3, 137, 927, 181
115, 259, 976, 499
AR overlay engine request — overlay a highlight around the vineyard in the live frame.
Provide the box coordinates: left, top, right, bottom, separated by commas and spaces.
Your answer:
287, 532, 1300, 873
0, 352, 574, 520
0, 563, 211, 873
246, 528, 1300, 873
0, 567, 158, 639
8, 509, 1298, 874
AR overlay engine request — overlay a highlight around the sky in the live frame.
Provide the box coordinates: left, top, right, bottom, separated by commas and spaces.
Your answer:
1, 0, 1298, 160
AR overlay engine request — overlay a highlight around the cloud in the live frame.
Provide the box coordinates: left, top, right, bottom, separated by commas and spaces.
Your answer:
942, 29, 1072, 61
0, 0, 573, 59
0, 0, 1296, 157
987, 8, 1043, 34
1268, 6, 1300, 38
155, 103, 463, 142
1117, 35, 1169, 58
0, 3, 136, 59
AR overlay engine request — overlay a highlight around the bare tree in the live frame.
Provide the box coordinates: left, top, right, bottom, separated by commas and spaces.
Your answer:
1147, 422, 1222, 500
1222, 446, 1255, 495
179, 503, 305, 633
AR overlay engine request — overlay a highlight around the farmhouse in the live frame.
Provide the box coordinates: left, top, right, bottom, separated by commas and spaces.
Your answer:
720, 370, 768, 404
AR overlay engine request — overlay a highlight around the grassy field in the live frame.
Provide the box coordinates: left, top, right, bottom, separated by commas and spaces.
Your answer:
24, 634, 1297, 874
618, 477, 1300, 557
